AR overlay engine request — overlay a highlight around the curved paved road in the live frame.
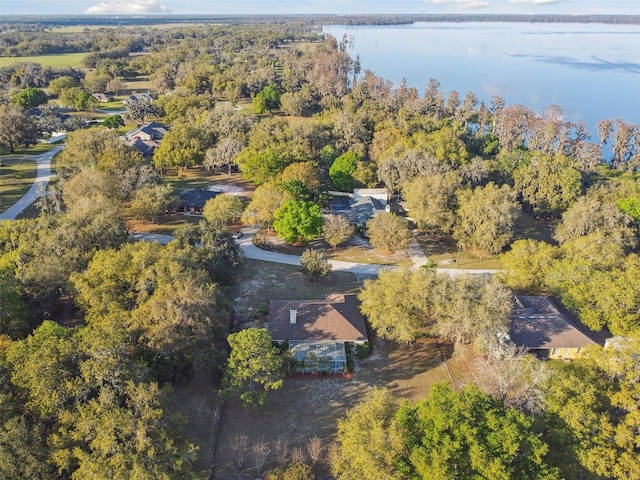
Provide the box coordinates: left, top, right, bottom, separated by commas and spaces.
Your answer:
0, 145, 63, 221
0, 147, 502, 279
133, 227, 501, 278
234, 227, 501, 278
235, 227, 392, 278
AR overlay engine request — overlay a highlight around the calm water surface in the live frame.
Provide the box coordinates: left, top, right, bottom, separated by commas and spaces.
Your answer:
323, 22, 640, 136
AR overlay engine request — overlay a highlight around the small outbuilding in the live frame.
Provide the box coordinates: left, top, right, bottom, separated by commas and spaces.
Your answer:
268, 294, 368, 373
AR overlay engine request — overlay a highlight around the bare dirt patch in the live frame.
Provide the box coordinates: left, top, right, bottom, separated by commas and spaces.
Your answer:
180, 258, 477, 478
213, 337, 475, 477
169, 378, 221, 479
231, 259, 361, 327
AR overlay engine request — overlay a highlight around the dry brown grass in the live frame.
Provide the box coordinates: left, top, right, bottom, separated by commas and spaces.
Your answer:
213, 337, 475, 477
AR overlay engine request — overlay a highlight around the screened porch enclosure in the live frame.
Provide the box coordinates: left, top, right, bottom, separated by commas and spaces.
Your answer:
289, 340, 347, 374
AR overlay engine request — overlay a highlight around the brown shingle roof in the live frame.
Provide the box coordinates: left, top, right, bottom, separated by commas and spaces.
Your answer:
510, 296, 598, 350
268, 294, 368, 342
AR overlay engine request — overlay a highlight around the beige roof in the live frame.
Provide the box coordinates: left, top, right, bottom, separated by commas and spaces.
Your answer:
510, 296, 598, 350
268, 294, 368, 343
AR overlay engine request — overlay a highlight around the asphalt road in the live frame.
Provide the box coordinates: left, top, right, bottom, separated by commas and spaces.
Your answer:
0, 147, 502, 279
234, 227, 501, 278
0, 145, 63, 221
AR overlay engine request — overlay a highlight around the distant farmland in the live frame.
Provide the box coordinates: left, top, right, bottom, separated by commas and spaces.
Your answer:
0, 52, 87, 68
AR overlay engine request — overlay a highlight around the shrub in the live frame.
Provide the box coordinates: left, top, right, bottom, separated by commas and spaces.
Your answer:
356, 342, 373, 359
300, 249, 331, 281
265, 461, 314, 480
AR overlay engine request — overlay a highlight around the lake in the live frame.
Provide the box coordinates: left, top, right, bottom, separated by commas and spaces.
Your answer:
323, 22, 640, 138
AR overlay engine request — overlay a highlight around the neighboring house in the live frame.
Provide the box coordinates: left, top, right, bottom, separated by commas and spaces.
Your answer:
509, 295, 604, 359
328, 188, 389, 227
128, 138, 160, 158
92, 93, 114, 103
123, 122, 167, 157
124, 121, 167, 142
268, 294, 368, 374
177, 189, 220, 214
123, 92, 153, 106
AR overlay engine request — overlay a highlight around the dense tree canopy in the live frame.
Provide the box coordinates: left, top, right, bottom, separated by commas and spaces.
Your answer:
0, 104, 38, 152
454, 183, 520, 254
323, 214, 355, 248
359, 268, 512, 347
300, 249, 331, 281
403, 171, 462, 233
330, 385, 559, 480
241, 180, 293, 228
11, 87, 48, 109
329, 151, 360, 191
153, 123, 214, 173
202, 194, 245, 230
513, 153, 583, 217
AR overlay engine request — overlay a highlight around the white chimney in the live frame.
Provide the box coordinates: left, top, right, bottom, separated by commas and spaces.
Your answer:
289, 309, 297, 324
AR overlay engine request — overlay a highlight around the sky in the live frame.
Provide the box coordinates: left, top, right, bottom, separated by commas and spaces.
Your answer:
1, 0, 638, 16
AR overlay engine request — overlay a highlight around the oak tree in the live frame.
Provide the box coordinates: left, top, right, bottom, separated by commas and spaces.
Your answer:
223, 328, 285, 408
273, 200, 323, 243
366, 213, 412, 253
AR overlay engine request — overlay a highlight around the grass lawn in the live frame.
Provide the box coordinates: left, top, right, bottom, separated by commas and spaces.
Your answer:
0, 156, 37, 213
0, 143, 57, 156
512, 212, 557, 244
327, 243, 413, 267
123, 78, 154, 94
163, 167, 254, 194
0, 52, 88, 68
98, 101, 126, 111
415, 233, 504, 270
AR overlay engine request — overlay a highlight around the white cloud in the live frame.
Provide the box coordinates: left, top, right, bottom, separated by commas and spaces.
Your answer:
86, 0, 170, 14
510, 0, 563, 5
425, 0, 490, 7
458, 0, 490, 7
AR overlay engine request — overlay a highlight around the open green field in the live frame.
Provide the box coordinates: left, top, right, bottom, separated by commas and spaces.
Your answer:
49, 26, 111, 33
0, 52, 88, 68
0, 143, 56, 157
0, 156, 37, 213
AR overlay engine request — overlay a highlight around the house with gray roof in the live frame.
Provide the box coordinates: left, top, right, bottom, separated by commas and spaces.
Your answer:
177, 189, 220, 214
123, 121, 167, 157
328, 188, 388, 227
268, 294, 368, 373
509, 295, 604, 359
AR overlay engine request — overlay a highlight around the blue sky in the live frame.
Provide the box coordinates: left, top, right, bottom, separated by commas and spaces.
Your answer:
1, 0, 638, 16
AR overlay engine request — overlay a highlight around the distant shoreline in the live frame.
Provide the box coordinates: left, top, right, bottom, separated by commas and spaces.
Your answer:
2, 14, 640, 27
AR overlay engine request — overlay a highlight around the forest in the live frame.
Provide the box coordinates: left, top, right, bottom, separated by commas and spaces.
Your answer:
0, 17, 639, 479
